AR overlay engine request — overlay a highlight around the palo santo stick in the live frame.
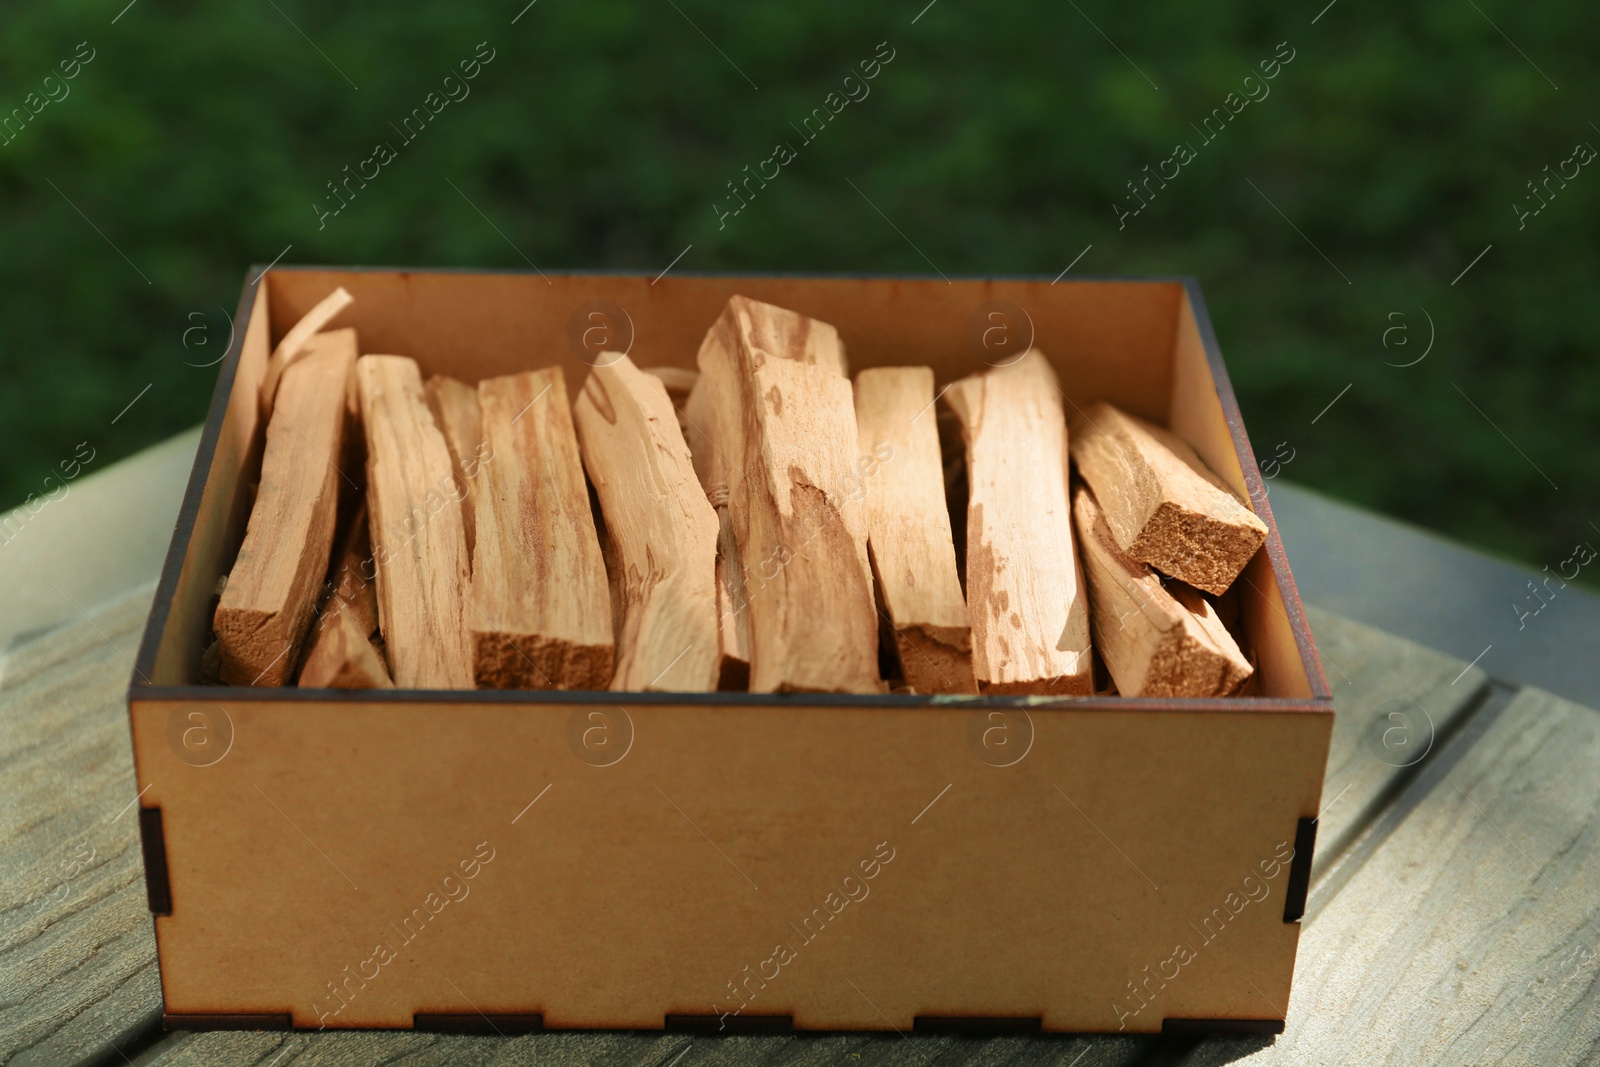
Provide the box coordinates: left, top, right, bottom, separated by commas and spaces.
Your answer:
854, 366, 976, 694
357, 355, 474, 689
299, 607, 394, 689
259, 286, 354, 416
298, 327, 362, 416
471, 368, 614, 689
696, 295, 879, 694
298, 503, 386, 688
1068, 401, 1268, 596
944, 350, 1092, 695
424, 374, 484, 559
682, 376, 751, 689
574, 354, 721, 691
215, 340, 355, 685
1072, 484, 1252, 697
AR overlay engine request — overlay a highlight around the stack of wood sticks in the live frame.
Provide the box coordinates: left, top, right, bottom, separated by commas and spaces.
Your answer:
211, 291, 1268, 697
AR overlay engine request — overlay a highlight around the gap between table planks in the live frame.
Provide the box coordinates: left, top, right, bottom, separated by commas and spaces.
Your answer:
9, 587, 1599, 1066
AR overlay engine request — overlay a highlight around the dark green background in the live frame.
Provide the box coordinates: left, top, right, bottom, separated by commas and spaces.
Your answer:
2, 0, 1595, 576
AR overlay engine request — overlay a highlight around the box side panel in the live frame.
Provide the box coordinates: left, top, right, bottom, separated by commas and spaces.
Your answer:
1168, 286, 1319, 700
130, 698, 1330, 1032
147, 283, 272, 685
264, 270, 1184, 423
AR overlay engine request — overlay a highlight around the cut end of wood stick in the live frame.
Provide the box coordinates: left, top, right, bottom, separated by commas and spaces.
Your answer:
892, 622, 977, 695
471, 633, 613, 691
574, 354, 721, 692
470, 366, 614, 690
855, 365, 975, 694
1073, 482, 1252, 698
357, 354, 475, 689
215, 337, 355, 686
259, 287, 355, 416
1069, 401, 1268, 596
944, 349, 1092, 696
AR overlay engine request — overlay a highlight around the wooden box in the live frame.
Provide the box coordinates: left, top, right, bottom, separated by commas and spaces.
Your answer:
128, 268, 1332, 1036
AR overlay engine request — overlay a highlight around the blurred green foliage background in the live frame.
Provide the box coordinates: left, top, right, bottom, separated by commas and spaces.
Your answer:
1, 0, 1595, 575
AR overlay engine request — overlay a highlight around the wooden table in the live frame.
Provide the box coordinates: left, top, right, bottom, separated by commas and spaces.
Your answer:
3, 437, 1597, 1066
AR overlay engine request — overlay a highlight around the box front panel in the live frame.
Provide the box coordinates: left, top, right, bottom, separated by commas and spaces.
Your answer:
131, 697, 1329, 1032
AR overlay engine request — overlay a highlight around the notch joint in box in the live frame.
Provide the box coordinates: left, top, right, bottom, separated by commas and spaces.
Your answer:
138, 806, 172, 916
1282, 816, 1318, 923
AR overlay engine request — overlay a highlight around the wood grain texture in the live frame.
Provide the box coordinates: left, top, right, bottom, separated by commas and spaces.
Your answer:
214, 339, 354, 685
574, 355, 721, 692
1073, 484, 1251, 698
943, 350, 1091, 695
1305, 605, 1489, 873
258, 286, 354, 416
135, 1029, 1147, 1066
298, 607, 393, 689
423, 374, 483, 560
1069, 402, 1267, 597
357, 355, 474, 689
1180, 685, 1600, 1067
680, 375, 751, 690
302, 329, 365, 474
470, 368, 613, 690
0, 584, 161, 1067
695, 296, 879, 694
297, 505, 387, 690
853, 366, 975, 694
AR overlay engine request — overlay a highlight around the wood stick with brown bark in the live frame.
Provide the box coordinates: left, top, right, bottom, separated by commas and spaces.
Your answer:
470, 368, 614, 689
1068, 401, 1268, 596
695, 295, 879, 694
853, 366, 976, 694
215, 338, 356, 685
943, 349, 1092, 695
356, 355, 475, 689
1072, 483, 1252, 697
574, 354, 721, 691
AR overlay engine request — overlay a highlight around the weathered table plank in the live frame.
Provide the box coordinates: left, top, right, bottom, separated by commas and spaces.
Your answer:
1178, 684, 1600, 1066
134, 1030, 1145, 1067
1304, 605, 1489, 876
0, 583, 162, 1067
